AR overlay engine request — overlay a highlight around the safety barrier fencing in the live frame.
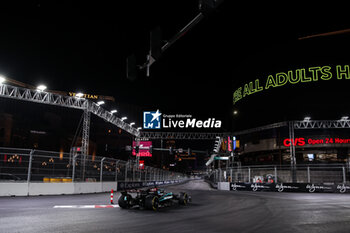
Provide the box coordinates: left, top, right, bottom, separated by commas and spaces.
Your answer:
207, 164, 350, 193
0, 147, 187, 196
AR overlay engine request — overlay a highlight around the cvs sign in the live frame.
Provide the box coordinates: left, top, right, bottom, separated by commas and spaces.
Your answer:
283, 138, 306, 147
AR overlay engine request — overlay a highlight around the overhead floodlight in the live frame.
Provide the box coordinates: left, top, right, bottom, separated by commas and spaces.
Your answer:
121, 117, 127, 121
304, 117, 311, 121
76, 93, 84, 98
97, 101, 105, 106
340, 116, 349, 121
137, 127, 142, 131
130, 122, 135, 126
111, 109, 117, 114
36, 85, 47, 92
0, 76, 5, 84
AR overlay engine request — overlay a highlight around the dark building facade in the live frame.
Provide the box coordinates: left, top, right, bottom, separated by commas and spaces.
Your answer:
236, 123, 350, 166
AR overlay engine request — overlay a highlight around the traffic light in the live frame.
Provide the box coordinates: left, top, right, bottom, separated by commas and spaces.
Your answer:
213, 137, 222, 153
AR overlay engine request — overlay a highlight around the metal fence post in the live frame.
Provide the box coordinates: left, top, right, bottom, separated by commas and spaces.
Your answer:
125, 161, 128, 182
342, 166, 346, 184
100, 157, 106, 182
115, 160, 119, 181
144, 167, 147, 181
307, 166, 311, 183
137, 165, 142, 181
27, 150, 34, 183
72, 154, 79, 182
274, 166, 278, 183
248, 167, 251, 183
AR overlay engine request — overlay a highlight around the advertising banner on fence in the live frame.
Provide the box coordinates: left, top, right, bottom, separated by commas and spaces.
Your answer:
230, 183, 350, 193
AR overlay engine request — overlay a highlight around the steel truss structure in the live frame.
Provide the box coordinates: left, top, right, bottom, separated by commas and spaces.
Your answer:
0, 84, 140, 154
139, 131, 231, 140
140, 120, 350, 140
1, 83, 350, 147
294, 120, 350, 129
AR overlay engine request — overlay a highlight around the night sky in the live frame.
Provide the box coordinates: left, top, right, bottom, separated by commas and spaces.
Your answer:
0, 1, 350, 132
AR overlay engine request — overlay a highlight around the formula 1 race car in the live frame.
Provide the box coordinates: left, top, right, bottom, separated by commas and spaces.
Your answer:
118, 187, 191, 211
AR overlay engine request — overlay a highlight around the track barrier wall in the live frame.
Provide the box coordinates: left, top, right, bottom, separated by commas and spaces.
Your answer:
0, 147, 188, 196
208, 164, 350, 193
229, 182, 350, 193
0, 181, 118, 196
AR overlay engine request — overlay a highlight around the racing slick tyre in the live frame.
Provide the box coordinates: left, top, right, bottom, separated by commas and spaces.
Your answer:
145, 195, 159, 211
118, 194, 132, 209
178, 192, 189, 205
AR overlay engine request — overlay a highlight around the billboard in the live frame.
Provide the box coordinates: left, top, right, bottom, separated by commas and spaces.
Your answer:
132, 141, 152, 157
233, 64, 350, 105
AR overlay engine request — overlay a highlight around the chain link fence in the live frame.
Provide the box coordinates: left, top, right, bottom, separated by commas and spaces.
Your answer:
0, 147, 187, 183
208, 164, 348, 184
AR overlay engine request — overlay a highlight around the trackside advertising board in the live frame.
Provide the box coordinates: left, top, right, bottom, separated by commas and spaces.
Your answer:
230, 183, 350, 193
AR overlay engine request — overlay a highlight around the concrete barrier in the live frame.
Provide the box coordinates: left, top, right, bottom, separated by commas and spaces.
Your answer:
0, 182, 118, 196
217, 182, 230, 191
0, 183, 28, 196
29, 183, 75, 195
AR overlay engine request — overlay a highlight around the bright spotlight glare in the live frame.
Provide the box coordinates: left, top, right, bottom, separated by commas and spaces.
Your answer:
0, 76, 6, 84
97, 101, 105, 106
76, 93, 84, 98
130, 122, 135, 126
37, 85, 47, 91
111, 109, 117, 114
121, 117, 127, 121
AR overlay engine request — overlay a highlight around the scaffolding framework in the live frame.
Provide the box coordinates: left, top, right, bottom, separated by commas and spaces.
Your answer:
294, 120, 350, 129
139, 119, 350, 140
0, 84, 140, 154
139, 131, 231, 140
1, 83, 349, 145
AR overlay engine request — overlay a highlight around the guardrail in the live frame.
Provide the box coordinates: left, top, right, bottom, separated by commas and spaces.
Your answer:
207, 164, 350, 193
0, 147, 186, 183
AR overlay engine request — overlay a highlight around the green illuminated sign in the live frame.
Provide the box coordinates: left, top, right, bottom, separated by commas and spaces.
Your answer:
233, 65, 350, 104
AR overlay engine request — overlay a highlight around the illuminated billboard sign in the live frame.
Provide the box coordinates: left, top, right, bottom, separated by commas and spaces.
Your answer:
132, 141, 152, 157
228, 136, 232, 152
233, 64, 350, 104
68, 92, 99, 99
283, 137, 350, 147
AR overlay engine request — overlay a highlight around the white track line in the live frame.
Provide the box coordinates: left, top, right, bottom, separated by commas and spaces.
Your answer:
53, 205, 119, 209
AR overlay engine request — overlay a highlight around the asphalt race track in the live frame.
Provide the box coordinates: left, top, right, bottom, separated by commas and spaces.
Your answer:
1, 180, 350, 233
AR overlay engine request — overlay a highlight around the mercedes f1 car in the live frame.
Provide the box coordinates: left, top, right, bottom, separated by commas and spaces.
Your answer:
118, 187, 191, 211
